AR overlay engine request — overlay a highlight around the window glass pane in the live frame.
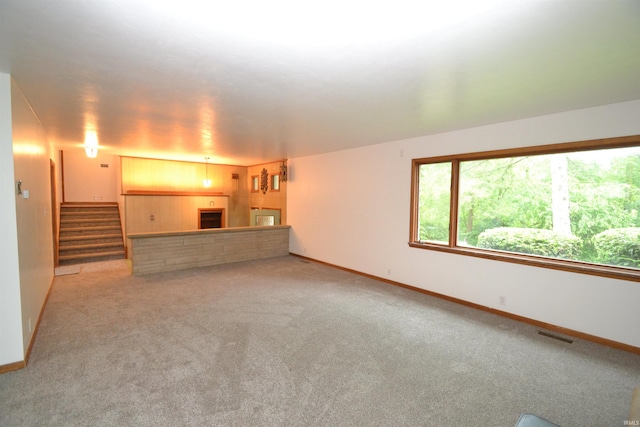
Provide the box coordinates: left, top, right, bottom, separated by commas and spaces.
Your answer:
256, 215, 275, 226
457, 147, 640, 269
417, 162, 451, 244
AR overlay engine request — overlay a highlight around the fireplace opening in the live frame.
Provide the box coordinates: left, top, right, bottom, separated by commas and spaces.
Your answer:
199, 208, 224, 229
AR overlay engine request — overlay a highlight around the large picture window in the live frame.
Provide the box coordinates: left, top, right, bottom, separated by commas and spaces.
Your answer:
410, 135, 640, 282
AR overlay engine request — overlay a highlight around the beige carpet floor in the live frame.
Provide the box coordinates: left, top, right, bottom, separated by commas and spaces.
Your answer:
1, 255, 639, 426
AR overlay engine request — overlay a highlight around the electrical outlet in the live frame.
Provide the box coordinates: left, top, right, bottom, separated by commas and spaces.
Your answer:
499, 296, 506, 306
387, 268, 391, 276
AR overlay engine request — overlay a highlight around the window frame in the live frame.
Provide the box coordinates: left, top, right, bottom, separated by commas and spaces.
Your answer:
409, 134, 640, 282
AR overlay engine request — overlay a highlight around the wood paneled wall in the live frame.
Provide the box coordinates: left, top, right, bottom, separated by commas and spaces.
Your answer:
120, 156, 250, 227
120, 157, 288, 259
121, 157, 244, 193
248, 161, 288, 225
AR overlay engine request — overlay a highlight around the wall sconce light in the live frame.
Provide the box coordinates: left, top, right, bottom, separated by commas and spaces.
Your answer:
280, 159, 288, 182
203, 157, 212, 187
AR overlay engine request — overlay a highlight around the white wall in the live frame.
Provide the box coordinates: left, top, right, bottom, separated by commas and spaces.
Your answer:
63, 149, 118, 202
288, 99, 640, 348
11, 78, 55, 357
0, 74, 24, 366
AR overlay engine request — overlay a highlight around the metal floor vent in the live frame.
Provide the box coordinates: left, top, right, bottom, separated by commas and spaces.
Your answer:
537, 330, 574, 344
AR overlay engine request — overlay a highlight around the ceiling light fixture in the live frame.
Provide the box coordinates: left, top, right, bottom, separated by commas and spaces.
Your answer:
84, 146, 98, 158
84, 129, 99, 158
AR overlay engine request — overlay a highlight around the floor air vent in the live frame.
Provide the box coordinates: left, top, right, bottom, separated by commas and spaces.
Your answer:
537, 330, 574, 344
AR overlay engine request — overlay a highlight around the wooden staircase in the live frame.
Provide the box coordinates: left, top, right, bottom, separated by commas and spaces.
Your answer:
58, 202, 125, 265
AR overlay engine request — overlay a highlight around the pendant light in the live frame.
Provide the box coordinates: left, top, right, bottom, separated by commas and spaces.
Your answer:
203, 157, 211, 187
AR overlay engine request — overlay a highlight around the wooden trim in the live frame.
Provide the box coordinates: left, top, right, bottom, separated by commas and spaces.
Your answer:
449, 160, 459, 248
2, 276, 56, 375
409, 159, 419, 243
23, 277, 55, 366
289, 253, 640, 355
50, 159, 59, 267
124, 190, 225, 196
413, 134, 640, 164
60, 149, 65, 203
408, 242, 640, 282
0, 360, 26, 374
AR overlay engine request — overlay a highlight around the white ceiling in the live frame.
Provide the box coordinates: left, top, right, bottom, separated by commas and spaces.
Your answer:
1, 0, 640, 166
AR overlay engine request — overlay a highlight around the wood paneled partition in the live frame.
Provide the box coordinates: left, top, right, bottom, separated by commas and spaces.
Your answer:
121, 156, 247, 194
120, 157, 289, 259
120, 156, 251, 228
248, 161, 288, 225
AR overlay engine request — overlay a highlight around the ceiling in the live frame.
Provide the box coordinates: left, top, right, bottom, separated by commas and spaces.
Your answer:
1, 0, 640, 166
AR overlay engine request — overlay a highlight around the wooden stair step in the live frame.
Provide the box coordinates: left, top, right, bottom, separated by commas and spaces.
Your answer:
59, 240, 123, 249
57, 202, 125, 265
60, 217, 120, 222
60, 212, 119, 216
59, 233, 122, 242
59, 242, 124, 251
60, 218, 120, 224
61, 203, 117, 207
60, 210, 119, 215
59, 250, 125, 261
60, 207, 119, 213
60, 225, 122, 232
